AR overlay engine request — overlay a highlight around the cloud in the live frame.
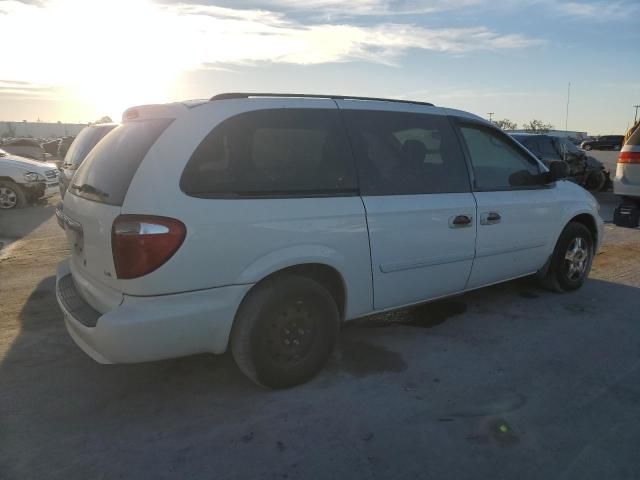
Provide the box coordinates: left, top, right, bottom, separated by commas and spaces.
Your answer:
0, 0, 541, 82
192, 0, 483, 16
550, 0, 639, 19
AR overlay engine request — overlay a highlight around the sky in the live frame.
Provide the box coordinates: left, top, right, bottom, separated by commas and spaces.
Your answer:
0, 0, 638, 134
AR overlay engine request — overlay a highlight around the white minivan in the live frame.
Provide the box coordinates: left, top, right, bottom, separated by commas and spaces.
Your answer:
56, 94, 603, 388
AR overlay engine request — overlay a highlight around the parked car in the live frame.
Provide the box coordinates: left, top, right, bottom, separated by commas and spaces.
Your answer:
614, 127, 640, 203
0, 149, 59, 208
55, 94, 603, 388
1, 138, 46, 160
42, 138, 61, 156
57, 136, 75, 158
512, 133, 610, 191
580, 135, 624, 151
59, 124, 117, 196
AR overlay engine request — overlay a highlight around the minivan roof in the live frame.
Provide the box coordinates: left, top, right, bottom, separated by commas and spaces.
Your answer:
122, 95, 487, 124
210, 92, 435, 107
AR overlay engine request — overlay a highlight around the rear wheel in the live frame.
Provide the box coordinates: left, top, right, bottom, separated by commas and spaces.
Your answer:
540, 222, 593, 292
0, 181, 26, 209
583, 144, 592, 151
231, 275, 339, 389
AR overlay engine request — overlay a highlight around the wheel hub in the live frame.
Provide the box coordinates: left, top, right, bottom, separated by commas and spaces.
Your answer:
564, 237, 589, 280
267, 300, 314, 363
0, 187, 17, 209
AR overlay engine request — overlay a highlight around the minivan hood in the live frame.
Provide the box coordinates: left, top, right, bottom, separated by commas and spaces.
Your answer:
0, 154, 56, 172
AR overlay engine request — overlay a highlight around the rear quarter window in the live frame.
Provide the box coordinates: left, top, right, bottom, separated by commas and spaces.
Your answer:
626, 129, 640, 146
180, 108, 357, 197
69, 119, 172, 206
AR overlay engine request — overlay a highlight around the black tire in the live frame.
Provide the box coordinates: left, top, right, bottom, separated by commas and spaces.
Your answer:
583, 144, 592, 151
540, 222, 593, 292
230, 275, 339, 389
0, 180, 27, 209
584, 170, 606, 192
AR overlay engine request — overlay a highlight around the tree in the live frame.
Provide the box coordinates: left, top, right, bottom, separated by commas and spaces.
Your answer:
493, 118, 518, 131
93, 115, 113, 124
522, 119, 554, 133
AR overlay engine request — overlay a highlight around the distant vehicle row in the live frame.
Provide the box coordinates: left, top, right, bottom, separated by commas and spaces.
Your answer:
580, 135, 624, 151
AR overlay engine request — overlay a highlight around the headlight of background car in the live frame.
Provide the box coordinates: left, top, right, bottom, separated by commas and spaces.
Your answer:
23, 172, 45, 182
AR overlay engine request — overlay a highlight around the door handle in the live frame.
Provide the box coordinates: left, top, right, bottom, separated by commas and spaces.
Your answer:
449, 214, 473, 228
480, 212, 501, 225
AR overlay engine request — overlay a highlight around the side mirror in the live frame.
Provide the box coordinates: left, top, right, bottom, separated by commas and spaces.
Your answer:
548, 160, 569, 181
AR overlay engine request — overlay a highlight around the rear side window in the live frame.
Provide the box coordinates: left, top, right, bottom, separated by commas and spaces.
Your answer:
70, 119, 172, 206
538, 137, 560, 158
514, 137, 539, 155
342, 110, 470, 195
626, 128, 640, 146
64, 125, 115, 167
181, 109, 357, 197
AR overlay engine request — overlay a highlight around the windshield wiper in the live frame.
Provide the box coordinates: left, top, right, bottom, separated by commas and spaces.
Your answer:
71, 183, 109, 199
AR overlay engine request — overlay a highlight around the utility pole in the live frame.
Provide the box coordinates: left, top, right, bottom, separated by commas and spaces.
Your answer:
565, 82, 571, 132
634, 104, 640, 124
487, 112, 494, 122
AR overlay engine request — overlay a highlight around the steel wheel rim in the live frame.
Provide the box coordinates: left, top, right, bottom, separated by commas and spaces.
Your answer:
0, 186, 17, 209
564, 236, 589, 281
266, 300, 315, 365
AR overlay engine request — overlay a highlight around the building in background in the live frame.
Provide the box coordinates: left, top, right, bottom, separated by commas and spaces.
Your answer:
0, 121, 88, 139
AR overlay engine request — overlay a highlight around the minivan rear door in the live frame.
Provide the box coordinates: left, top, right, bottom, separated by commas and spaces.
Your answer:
338, 102, 477, 310
62, 119, 172, 311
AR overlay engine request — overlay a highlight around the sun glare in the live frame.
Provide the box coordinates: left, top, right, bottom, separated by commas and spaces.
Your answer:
0, 0, 192, 119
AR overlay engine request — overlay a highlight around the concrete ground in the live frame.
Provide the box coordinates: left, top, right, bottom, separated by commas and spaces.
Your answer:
1, 181, 639, 479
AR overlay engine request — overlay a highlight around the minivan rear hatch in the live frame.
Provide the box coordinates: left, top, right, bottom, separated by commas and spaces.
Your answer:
620, 128, 640, 184
62, 118, 172, 311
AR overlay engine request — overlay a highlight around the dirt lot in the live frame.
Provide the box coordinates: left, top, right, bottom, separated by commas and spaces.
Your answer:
1, 182, 640, 479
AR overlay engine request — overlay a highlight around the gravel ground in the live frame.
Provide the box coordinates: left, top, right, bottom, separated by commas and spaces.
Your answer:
1, 191, 639, 480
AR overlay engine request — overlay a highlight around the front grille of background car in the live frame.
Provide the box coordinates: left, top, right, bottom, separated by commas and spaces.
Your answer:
44, 170, 58, 180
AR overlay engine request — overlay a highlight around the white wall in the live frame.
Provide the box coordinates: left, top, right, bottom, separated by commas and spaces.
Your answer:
0, 121, 88, 139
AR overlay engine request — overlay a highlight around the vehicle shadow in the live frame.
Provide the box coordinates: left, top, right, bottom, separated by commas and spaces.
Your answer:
1, 274, 639, 479
0, 196, 59, 250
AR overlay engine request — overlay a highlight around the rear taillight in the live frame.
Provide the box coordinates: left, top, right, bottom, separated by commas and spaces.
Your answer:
618, 151, 640, 164
111, 215, 186, 279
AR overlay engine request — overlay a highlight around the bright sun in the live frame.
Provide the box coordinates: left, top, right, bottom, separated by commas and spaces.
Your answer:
0, 0, 193, 120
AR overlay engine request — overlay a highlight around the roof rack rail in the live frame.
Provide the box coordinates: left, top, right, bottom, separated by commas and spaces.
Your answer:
210, 92, 434, 107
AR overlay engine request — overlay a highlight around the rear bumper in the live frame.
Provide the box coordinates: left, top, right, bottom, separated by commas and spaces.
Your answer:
614, 178, 640, 200
56, 259, 252, 364
613, 164, 640, 200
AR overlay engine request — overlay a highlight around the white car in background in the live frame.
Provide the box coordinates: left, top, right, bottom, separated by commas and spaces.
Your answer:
55, 93, 603, 388
0, 149, 59, 208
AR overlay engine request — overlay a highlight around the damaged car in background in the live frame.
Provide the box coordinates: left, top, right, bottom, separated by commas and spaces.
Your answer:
511, 133, 610, 192
0, 148, 59, 209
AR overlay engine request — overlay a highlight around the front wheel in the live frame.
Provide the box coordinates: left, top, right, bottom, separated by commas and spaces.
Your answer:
583, 170, 607, 192
230, 275, 339, 389
540, 222, 594, 292
0, 180, 26, 209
